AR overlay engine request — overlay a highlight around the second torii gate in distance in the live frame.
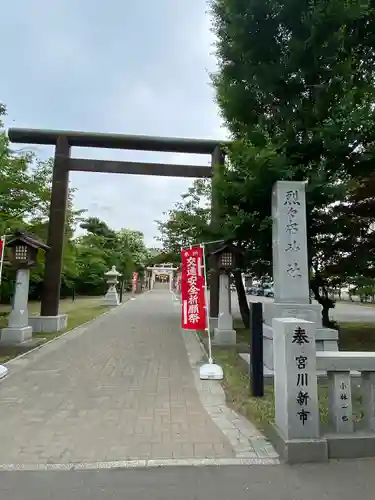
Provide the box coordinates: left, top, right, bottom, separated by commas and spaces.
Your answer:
8, 127, 228, 332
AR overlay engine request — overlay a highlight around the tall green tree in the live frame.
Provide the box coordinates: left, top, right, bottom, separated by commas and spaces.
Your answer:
156, 179, 213, 254
117, 229, 151, 271
73, 218, 151, 294
210, 0, 375, 326
0, 105, 51, 235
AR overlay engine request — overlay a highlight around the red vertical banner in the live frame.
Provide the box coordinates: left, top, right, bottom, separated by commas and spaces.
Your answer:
131, 272, 138, 293
180, 247, 207, 330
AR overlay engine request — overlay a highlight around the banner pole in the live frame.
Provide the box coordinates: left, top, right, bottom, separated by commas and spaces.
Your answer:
198, 244, 223, 380
0, 235, 5, 286
190, 239, 224, 248
0, 235, 9, 379
201, 243, 213, 364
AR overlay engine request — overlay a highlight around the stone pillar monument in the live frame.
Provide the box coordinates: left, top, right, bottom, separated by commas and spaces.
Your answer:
102, 266, 121, 306
1, 268, 33, 344
213, 273, 236, 345
263, 181, 338, 370
271, 317, 327, 462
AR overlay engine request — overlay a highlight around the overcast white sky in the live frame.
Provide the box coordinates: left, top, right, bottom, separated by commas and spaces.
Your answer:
1, 0, 228, 246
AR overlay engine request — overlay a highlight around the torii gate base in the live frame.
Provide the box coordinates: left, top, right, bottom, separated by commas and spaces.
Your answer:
8, 128, 228, 333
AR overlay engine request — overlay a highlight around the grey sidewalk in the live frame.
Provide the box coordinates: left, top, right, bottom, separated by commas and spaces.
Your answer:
1, 461, 375, 500
0, 289, 275, 466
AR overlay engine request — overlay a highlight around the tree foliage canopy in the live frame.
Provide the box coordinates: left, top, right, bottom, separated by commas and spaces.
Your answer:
211, 0, 375, 325
156, 179, 213, 254
158, 0, 375, 326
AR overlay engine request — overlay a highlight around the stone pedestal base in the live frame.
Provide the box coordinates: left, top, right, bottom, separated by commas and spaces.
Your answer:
213, 328, 236, 346
325, 432, 375, 459
263, 302, 322, 327
209, 317, 218, 332
239, 352, 360, 380
268, 423, 328, 464
263, 324, 274, 370
1, 326, 32, 344
102, 289, 120, 306
263, 324, 338, 370
28, 314, 68, 333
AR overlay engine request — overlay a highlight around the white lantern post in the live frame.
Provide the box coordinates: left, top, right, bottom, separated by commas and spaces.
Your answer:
102, 266, 122, 306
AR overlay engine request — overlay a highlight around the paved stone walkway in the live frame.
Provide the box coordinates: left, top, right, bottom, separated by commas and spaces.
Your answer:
0, 289, 277, 467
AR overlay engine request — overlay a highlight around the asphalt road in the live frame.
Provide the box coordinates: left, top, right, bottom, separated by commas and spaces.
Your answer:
231, 293, 375, 323
1, 461, 375, 500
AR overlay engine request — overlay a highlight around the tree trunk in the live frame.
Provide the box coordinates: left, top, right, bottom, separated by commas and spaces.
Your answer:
310, 276, 336, 329
321, 302, 331, 328
233, 270, 250, 328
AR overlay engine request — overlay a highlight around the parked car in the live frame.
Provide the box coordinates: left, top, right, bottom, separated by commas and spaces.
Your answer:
245, 282, 274, 297
262, 283, 274, 297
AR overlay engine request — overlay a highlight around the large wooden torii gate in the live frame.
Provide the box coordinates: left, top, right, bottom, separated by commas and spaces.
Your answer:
8, 128, 228, 330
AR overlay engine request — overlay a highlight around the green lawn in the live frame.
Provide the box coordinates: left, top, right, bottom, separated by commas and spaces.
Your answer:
199, 321, 375, 434
0, 296, 126, 363
339, 322, 375, 351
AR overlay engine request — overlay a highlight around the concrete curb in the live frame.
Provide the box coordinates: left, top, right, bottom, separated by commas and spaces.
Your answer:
180, 327, 279, 462
0, 457, 280, 471
194, 329, 211, 360
1, 297, 133, 378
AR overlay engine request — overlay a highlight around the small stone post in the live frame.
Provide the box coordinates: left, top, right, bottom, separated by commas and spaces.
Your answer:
271, 317, 327, 463
328, 371, 353, 433
102, 266, 121, 306
1, 268, 33, 344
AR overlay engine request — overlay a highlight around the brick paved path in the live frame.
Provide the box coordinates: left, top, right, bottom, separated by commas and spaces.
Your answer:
0, 290, 237, 464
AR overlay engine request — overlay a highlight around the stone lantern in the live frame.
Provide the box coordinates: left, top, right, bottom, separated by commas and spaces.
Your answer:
209, 241, 244, 273
1, 230, 50, 344
209, 241, 244, 346
102, 266, 122, 306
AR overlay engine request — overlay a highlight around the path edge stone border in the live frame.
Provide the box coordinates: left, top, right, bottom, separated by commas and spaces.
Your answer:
178, 320, 279, 462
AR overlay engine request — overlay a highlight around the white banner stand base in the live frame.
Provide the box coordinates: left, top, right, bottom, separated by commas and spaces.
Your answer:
0, 365, 8, 379
199, 361, 223, 380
